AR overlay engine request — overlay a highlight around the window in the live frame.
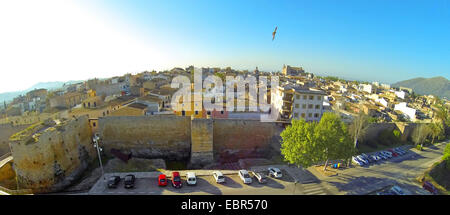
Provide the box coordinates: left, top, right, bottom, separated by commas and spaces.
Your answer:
93, 122, 96, 127
294, 113, 299, 117
309, 95, 314, 100
317, 96, 322, 100
314, 113, 319, 118
301, 113, 306, 118
195, 110, 199, 115
207, 111, 211, 115
315, 105, 320, 109
303, 95, 307, 99
182, 111, 185, 116
302, 104, 306, 109
308, 104, 313, 109
295, 104, 299, 108
308, 113, 312, 117
296, 95, 300, 99
221, 111, 224, 115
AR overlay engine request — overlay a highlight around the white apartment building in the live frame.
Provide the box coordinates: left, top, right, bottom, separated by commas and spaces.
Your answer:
394, 102, 416, 121
274, 85, 326, 122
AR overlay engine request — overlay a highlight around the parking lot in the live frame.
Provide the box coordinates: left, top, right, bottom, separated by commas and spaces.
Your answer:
89, 168, 331, 195
87, 142, 448, 195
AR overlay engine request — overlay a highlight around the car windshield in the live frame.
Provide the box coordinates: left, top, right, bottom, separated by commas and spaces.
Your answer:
277, 172, 282, 175
125, 176, 133, 181
173, 177, 180, 182
189, 178, 195, 181
218, 176, 224, 179
109, 177, 116, 181
244, 174, 250, 178
160, 179, 165, 182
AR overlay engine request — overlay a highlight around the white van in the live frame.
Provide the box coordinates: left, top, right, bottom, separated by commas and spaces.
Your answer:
186, 172, 197, 186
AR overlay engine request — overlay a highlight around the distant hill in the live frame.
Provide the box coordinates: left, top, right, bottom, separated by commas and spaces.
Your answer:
392, 76, 450, 99
0, 81, 82, 104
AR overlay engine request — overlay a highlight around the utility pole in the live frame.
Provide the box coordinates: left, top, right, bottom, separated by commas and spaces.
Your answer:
292, 180, 298, 195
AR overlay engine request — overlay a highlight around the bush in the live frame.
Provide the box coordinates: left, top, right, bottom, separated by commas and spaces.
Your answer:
416, 144, 423, 151
393, 129, 401, 141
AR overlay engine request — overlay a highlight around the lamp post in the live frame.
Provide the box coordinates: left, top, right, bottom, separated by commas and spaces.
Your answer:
93, 133, 105, 182
293, 180, 298, 195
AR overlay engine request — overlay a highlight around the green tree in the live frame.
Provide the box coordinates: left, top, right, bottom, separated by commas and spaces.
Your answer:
434, 100, 449, 136
316, 112, 354, 170
280, 119, 320, 168
280, 112, 354, 171
349, 112, 370, 149
443, 144, 450, 169
428, 122, 444, 144
412, 124, 431, 149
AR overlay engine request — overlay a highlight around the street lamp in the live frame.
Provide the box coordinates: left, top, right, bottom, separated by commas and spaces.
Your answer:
93, 133, 105, 182
293, 180, 298, 195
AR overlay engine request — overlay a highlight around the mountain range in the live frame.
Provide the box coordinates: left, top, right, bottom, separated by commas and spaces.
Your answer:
0, 81, 81, 104
392, 76, 450, 99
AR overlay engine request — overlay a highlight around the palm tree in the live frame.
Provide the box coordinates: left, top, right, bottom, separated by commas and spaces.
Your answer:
428, 122, 443, 144
434, 101, 449, 136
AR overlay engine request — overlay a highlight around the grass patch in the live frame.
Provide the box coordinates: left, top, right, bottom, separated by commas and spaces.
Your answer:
419, 160, 450, 195
9, 122, 44, 142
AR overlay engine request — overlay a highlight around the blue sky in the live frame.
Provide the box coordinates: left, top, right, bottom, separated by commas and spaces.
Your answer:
0, 0, 449, 93
91, 0, 450, 81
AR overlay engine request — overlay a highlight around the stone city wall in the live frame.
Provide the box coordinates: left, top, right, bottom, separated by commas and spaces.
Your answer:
9, 116, 95, 193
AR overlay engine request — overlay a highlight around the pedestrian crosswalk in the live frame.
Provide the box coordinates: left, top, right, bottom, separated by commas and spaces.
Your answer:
301, 183, 328, 195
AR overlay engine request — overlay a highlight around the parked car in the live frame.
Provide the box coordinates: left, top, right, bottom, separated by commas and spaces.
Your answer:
171, 172, 183, 188
370, 154, 381, 162
253, 172, 267, 184
381, 151, 392, 158
388, 149, 399, 157
352, 156, 364, 166
422, 181, 438, 195
213, 171, 225, 183
124, 174, 136, 189
107, 176, 121, 188
356, 155, 369, 165
158, 174, 168, 186
238, 170, 252, 184
268, 167, 283, 178
364, 154, 375, 163
394, 147, 406, 155
186, 172, 197, 186
377, 152, 388, 160
390, 186, 405, 195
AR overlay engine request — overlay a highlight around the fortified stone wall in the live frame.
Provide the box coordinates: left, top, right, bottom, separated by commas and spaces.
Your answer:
0, 124, 30, 156
364, 122, 425, 142
190, 118, 214, 168
9, 116, 95, 193
98, 116, 192, 161
213, 119, 281, 162
96, 116, 282, 164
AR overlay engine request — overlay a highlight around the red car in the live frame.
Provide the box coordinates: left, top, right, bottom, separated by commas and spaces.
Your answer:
171, 172, 182, 188
422, 181, 438, 195
158, 174, 167, 186
388, 149, 398, 157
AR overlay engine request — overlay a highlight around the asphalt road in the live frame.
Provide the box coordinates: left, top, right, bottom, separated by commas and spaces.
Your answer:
315, 142, 448, 195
